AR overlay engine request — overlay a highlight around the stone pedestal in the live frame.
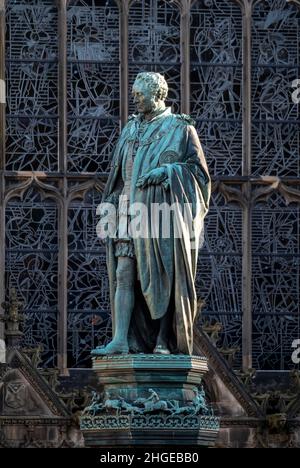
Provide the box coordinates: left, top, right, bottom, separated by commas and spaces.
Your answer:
80, 354, 219, 447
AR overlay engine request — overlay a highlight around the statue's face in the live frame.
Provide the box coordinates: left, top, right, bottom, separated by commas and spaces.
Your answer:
132, 80, 156, 114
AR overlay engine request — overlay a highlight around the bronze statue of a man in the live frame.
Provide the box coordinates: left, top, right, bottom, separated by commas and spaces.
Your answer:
94, 72, 210, 356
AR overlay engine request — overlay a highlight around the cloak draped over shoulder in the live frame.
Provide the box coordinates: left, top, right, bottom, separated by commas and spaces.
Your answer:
101, 108, 211, 355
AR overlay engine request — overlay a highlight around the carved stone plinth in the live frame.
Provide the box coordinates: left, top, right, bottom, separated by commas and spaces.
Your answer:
80, 354, 219, 447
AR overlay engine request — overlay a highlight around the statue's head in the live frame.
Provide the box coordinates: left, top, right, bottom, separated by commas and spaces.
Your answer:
132, 72, 168, 116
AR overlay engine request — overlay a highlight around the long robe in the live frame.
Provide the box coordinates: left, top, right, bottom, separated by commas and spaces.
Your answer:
101, 108, 211, 355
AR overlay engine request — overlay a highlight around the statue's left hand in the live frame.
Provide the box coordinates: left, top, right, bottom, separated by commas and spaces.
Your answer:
136, 167, 168, 188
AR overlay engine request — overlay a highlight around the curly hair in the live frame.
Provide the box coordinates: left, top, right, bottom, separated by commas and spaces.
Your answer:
134, 72, 168, 100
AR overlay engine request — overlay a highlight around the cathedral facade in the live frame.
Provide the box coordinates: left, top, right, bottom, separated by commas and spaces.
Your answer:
0, 0, 300, 448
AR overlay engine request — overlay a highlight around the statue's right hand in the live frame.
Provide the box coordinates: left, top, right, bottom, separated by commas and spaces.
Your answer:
136, 167, 167, 188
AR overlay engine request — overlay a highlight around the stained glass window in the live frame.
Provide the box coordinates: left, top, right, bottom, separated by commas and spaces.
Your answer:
2, 0, 300, 370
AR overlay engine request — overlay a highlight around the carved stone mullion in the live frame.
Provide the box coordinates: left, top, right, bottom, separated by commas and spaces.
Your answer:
0, 0, 5, 171
57, 177, 68, 375
0, 173, 4, 341
57, 0, 68, 173
0, 0, 5, 339
119, 0, 129, 128
0, 0, 5, 172
241, 0, 253, 370
180, 0, 191, 114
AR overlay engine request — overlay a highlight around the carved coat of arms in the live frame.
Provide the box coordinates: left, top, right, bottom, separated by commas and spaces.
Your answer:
4, 381, 27, 410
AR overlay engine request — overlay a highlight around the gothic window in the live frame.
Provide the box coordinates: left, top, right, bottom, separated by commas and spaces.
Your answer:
190, 0, 243, 176
67, 0, 120, 173
5, 188, 58, 367
197, 191, 243, 367
128, 0, 181, 114
252, 0, 300, 177
1, 0, 300, 371
67, 189, 111, 367
5, 0, 59, 172
251, 0, 300, 370
252, 192, 300, 369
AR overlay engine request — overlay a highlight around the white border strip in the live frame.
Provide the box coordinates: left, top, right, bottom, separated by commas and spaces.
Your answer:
0, 79, 5, 104
0, 338, 5, 363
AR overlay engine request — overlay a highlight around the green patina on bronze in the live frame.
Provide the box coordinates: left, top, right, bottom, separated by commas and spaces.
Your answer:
94, 72, 211, 356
